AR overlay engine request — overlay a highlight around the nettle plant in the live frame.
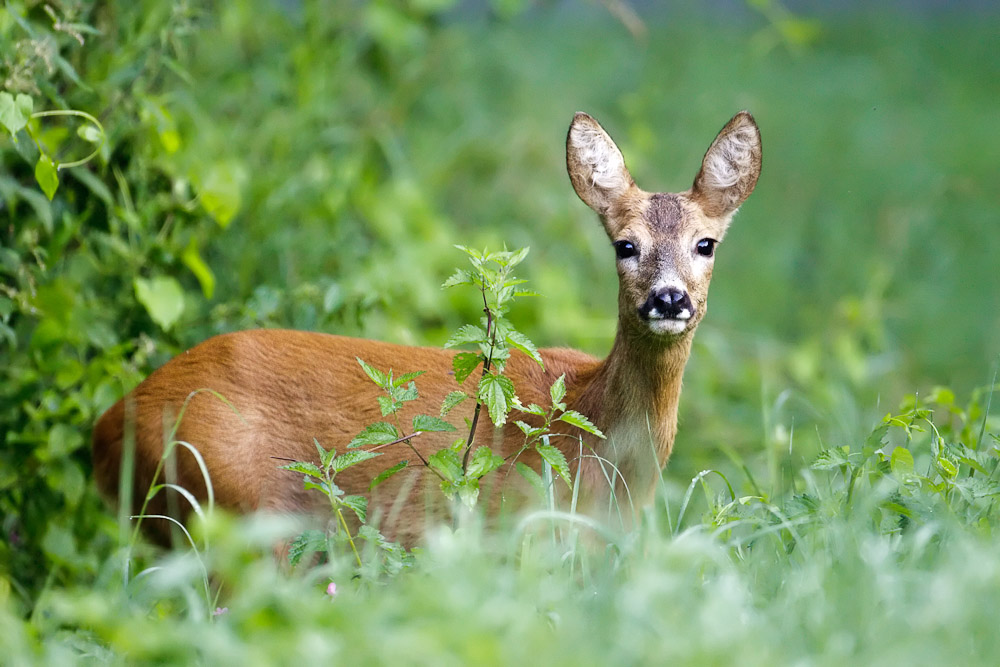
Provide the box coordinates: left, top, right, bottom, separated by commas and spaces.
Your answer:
279, 246, 603, 568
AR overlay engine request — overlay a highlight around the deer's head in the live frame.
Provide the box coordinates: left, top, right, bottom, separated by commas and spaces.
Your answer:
567, 111, 762, 340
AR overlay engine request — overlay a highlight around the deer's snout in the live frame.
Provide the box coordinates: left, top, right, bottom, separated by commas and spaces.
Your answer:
639, 286, 693, 322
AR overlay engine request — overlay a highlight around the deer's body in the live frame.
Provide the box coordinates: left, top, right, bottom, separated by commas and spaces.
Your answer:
93, 111, 761, 545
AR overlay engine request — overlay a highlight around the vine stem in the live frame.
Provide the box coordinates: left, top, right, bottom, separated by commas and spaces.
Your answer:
29, 109, 106, 168
462, 285, 496, 472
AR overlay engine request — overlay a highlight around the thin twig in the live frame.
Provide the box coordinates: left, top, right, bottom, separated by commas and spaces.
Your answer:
462, 286, 495, 471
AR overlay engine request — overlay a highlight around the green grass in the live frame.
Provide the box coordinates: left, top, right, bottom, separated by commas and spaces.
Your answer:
3, 2, 1000, 663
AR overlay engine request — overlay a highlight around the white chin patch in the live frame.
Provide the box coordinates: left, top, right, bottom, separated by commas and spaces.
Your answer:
648, 318, 689, 336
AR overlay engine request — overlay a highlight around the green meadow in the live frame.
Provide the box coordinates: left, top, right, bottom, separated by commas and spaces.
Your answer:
2, 1, 999, 663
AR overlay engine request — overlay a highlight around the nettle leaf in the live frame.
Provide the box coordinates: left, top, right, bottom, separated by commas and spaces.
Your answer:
348, 422, 400, 448
340, 495, 368, 523
550, 374, 567, 406
394, 382, 419, 403
393, 370, 425, 387
506, 329, 543, 368
279, 461, 324, 478
442, 268, 474, 289
412, 414, 456, 433
315, 439, 337, 469
444, 324, 488, 349
305, 478, 340, 496
134, 276, 185, 331
536, 442, 571, 487
452, 352, 482, 384
369, 460, 408, 490
516, 462, 546, 500
478, 373, 516, 427
428, 448, 463, 483
0, 92, 32, 136
356, 357, 389, 388
515, 421, 545, 440
287, 529, 327, 567
35, 154, 59, 200
377, 395, 398, 416
558, 410, 605, 438
515, 400, 546, 417
812, 447, 851, 470
333, 449, 381, 473
467, 446, 504, 479
440, 391, 468, 416
457, 479, 480, 508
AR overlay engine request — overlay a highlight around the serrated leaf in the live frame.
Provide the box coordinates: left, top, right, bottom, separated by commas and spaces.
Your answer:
340, 495, 368, 523
866, 423, 890, 450
428, 448, 463, 483
0, 92, 32, 136
394, 382, 418, 403
479, 373, 516, 427
442, 268, 474, 289
515, 421, 545, 440
557, 410, 605, 438
444, 324, 488, 349
314, 439, 336, 469
369, 460, 408, 490
278, 461, 324, 478
134, 276, 185, 331
467, 446, 504, 479
550, 374, 567, 405
333, 449, 381, 472
536, 442, 571, 487
377, 395, 398, 416
812, 447, 851, 470
440, 391, 468, 416
515, 401, 547, 416
304, 478, 339, 496
393, 370, 425, 387
457, 479, 480, 508
452, 352, 481, 384
516, 462, 546, 500
506, 329, 543, 368
412, 414, 457, 433
348, 422, 400, 448
356, 357, 389, 388
287, 529, 327, 566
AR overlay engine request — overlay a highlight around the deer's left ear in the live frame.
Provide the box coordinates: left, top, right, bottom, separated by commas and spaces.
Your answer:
690, 111, 762, 219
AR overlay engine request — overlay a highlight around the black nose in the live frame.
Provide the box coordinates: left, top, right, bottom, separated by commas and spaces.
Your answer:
639, 287, 693, 320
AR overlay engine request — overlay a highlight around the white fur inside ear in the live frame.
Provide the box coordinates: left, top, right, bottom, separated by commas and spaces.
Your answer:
570, 124, 629, 194
702, 124, 758, 193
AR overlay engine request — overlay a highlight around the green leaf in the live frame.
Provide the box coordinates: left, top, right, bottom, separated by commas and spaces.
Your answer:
348, 422, 400, 448
0, 92, 32, 136
393, 382, 418, 403
340, 495, 368, 523
196, 161, 243, 228
467, 446, 504, 479
478, 373, 516, 426
536, 442, 571, 487
428, 448, 463, 483
412, 414, 457, 433
181, 239, 216, 299
812, 447, 851, 470
393, 370, 426, 387
35, 154, 59, 200
516, 462, 546, 500
550, 374, 567, 406
332, 449, 381, 472
937, 457, 958, 478
134, 276, 185, 330
442, 268, 474, 289
278, 461, 324, 478
77, 123, 103, 143
315, 439, 337, 469
377, 395, 398, 416
356, 357, 389, 388
506, 328, 543, 368
890, 446, 914, 475
440, 391, 468, 416
288, 529, 327, 566
369, 460, 408, 490
515, 421, 545, 440
452, 352, 481, 384
444, 324, 488, 349
557, 410, 605, 438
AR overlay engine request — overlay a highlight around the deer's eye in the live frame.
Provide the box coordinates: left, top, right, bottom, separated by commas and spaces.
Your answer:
696, 238, 717, 257
614, 240, 638, 259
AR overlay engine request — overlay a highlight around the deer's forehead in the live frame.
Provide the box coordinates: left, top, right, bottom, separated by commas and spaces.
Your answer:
617, 192, 700, 243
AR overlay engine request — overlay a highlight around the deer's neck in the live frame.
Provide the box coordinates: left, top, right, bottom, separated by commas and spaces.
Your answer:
570, 326, 693, 498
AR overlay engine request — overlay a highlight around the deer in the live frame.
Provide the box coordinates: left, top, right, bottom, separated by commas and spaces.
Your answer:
92, 110, 762, 548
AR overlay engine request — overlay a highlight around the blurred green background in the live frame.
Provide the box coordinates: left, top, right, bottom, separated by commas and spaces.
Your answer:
1, 0, 998, 617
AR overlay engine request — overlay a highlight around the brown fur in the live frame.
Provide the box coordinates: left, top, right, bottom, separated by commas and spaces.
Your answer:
92, 111, 762, 545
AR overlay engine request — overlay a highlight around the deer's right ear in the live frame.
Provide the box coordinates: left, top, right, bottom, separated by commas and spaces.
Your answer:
566, 112, 634, 215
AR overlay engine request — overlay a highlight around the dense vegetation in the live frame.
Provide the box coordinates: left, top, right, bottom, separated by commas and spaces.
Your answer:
2, 0, 998, 663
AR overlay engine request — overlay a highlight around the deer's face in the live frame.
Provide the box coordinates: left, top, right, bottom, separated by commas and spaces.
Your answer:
566, 111, 762, 340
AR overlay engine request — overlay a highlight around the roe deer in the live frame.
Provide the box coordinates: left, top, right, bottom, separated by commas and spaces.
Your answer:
92, 111, 762, 546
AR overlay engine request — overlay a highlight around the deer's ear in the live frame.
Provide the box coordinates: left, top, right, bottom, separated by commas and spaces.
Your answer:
566, 112, 634, 215
690, 111, 762, 219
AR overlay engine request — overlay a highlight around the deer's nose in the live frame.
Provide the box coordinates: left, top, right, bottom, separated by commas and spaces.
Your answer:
639, 287, 693, 321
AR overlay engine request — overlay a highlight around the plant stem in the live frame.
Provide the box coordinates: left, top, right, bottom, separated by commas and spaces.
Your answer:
462, 286, 496, 472
334, 503, 363, 569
